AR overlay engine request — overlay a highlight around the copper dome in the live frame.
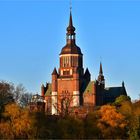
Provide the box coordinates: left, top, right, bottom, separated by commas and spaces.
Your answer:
60, 43, 82, 55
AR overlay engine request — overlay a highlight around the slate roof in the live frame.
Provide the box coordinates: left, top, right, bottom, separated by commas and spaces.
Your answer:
44, 82, 127, 104
45, 83, 52, 96
104, 86, 127, 96
52, 68, 58, 75
103, 86, 127, 103
83, 81, 94, 95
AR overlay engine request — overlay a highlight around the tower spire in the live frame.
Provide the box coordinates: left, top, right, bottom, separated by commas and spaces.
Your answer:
69, 0, 73, 27
97, 62, 105, 88
69, 10, 73, 27
67, 0, 75, 36
99, 62, 103, 75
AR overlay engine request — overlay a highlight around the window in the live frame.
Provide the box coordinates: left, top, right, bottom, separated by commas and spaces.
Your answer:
63, 70, 70, 75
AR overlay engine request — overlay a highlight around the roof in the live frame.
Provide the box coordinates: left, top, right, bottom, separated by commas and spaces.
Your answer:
83, 81, 94, 95
84, 68, 90, 76
45, 83, 52, 96
60, 11, 82, 55
104, 86, 127, 97
60, 43, 82, 55
67, 11, 75, 35
52, 68, 58, 75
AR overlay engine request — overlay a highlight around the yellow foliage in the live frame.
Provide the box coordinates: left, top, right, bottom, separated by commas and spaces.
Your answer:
0, 121, 14, 139
97, 105, 127, 138
0, 103, 32, 138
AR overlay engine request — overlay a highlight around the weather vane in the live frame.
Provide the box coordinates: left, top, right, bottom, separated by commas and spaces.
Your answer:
70, 0, 72, 11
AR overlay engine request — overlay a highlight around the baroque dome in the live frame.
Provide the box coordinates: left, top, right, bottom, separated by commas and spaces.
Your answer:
60, 43, 82, 55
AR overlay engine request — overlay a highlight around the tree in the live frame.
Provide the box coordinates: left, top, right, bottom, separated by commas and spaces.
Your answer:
127, 100, 140, 140
29, 112, 50, 139
114, 95, 131, 106
97, 105, 127, 139
0, 103, 33, 139
54, 117, 84, 139
14, 84, 32, 107
84, 111, 101, 139
0, 81, 14, 116
53, 91, 74, 117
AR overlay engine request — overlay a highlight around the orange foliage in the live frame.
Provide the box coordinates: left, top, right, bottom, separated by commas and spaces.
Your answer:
97, 105, 127, 138
0, 103, 32, 138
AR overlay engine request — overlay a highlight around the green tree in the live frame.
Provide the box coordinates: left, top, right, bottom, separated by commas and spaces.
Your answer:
114, 95, 131, 106
84, 111, 100, 139
55, 117, 84, 139
127, 100, 140, 140
29, 112, 50, 139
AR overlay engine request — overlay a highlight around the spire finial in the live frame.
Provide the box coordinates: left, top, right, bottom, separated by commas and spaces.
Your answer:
67, 1, 75, 35
69, 0, 73, 27
70, 0, 72, 12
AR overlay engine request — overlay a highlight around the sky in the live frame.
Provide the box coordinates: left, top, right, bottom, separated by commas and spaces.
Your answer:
0, 0, 140, 100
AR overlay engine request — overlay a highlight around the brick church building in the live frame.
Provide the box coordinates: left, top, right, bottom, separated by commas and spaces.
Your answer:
41, 11, 127, 115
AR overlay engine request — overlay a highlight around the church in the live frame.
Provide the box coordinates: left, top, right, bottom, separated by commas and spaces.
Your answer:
41, 11, 127, 115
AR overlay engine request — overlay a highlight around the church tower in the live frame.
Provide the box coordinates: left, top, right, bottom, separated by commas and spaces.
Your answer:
59, 11, 83, 77
51, 10, 86, 114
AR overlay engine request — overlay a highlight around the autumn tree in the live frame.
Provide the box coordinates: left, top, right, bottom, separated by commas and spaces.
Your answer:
114, 95, 131, 106
97, 105, 128, 139
126, 100, 140, 140
0, 103, 32, 139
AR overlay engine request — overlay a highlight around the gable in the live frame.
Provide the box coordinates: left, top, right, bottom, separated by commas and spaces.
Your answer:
45, 83, 52, 96
83, 81, 95, 95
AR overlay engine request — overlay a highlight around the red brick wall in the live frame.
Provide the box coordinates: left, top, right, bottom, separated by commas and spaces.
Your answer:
45, 96, 52, 114
57, 79, 74, 94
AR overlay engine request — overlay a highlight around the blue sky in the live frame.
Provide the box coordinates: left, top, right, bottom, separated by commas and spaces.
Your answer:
0, 0, 140, 100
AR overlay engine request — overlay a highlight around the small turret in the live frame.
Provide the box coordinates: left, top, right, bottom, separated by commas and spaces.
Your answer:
122, 81, 125, 87
51, 68, 58, 115
52, 67, 58, 76
121, 81, 127, 96
97, 62, 105, 88
52, 67, 58, 92
41, 84, 45, 97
